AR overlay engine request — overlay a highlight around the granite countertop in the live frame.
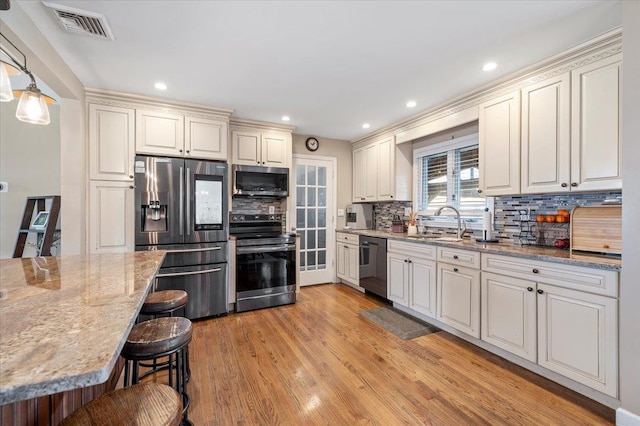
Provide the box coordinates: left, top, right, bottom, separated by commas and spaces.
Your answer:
0, 251, 166, 405
338, 229, 621, 271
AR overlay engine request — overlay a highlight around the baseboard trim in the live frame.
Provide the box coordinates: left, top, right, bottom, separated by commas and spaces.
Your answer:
617, 408, 640, 425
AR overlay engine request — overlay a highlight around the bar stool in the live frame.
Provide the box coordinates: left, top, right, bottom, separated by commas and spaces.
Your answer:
61, 382, 182, 426
122, 317, 193, 426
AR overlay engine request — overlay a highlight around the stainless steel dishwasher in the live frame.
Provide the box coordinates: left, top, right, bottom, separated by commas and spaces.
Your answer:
359, 236, 387, 299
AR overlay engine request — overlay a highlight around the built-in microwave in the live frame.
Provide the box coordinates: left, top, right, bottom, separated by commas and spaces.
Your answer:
232, 164, 289, 197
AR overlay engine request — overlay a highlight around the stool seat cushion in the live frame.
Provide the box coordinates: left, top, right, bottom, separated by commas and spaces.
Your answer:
141, 290, 188, 315
61, 383, 182, 426
123, 317, 192, 358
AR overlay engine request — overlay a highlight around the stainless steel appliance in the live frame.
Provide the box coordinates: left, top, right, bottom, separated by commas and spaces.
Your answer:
135, 155, 228, 319
232, 164, 289, 197
346, 204, 373, 229
229, 213, 296, 312
359, 236, 387, 299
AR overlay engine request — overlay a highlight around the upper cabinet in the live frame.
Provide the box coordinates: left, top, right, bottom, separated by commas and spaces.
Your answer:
89, 104, 135, 182
570, 54, 622, 192
136, 110, 229, 161
478, 91, 521, 196
231, 127, 291, 168
352, 135, 411, 203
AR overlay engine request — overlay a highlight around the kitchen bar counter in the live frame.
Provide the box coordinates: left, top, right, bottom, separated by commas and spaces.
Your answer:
0, 251, 165, 405
339, 229, 621, 271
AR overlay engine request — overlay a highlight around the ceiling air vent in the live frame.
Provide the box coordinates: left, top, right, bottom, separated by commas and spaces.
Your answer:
42, 1, 115, 40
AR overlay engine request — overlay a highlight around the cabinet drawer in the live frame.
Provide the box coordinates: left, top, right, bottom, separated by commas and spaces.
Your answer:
336, 232, 359, 245
482, 253, 618, 297
437, 247, 480, 269
388, 240, 436, 260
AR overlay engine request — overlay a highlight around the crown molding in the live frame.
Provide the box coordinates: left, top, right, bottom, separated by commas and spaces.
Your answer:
353, 27, 622, 145
85, 88, 234, 119
230, 117, 296, 133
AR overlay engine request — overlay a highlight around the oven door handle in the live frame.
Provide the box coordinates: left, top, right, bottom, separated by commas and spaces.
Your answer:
236, 244, 296, 254
165, 246, 223, 254
156, 267, 222, 278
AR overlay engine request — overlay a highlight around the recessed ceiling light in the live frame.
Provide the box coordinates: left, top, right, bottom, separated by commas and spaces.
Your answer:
154, 82, 167, 90
406, 100, 417, 108
281, 115, 290, 122
362, 123, 370, 129
483, 62, 497, 72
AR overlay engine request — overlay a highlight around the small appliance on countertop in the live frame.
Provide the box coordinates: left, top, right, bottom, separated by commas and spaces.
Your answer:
570, 205, 622, 256
346, 204, 373, 229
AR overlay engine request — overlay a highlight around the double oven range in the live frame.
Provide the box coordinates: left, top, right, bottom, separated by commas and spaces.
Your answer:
229, 213, 297, 312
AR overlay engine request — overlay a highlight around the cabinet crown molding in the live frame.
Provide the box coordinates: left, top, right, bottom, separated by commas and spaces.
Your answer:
230, 117, 296, 133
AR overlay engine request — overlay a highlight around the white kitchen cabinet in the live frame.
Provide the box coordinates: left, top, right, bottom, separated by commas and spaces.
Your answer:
89, 104, 135, 182
135, 110, 185, 157
408, 256, 437, 318
478, 90, 521, 196
437, 262, 481, 338
231, 129, 290, 167
570, 53, 622, 192
185, 116, 228, 160
387, 241, 437, 315
89, 181, 135, 254
364, 143, 378, 201
352, 147, 366, 201
481, 271, 537, 362
521, 73, 571, 194
387, 253, 409, 306
537, 283, 618, 397
336, 232, 359, 286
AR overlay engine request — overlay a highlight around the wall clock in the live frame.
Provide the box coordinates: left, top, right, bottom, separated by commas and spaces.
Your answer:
305, 137, 319, 152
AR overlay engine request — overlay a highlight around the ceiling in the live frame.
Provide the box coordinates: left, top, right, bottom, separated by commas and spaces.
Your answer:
11, 0, 621, 141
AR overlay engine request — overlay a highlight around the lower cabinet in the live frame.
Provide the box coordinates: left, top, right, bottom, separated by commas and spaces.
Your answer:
336, 233, 359, 286
436, 262, 481, 338
89, 181, 135, 253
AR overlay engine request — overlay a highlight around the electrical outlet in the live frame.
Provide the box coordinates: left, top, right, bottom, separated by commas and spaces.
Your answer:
337, 208, 345, 217
0, 182, 7, 193
268, 206, 275, 214
404, 207, 412, 216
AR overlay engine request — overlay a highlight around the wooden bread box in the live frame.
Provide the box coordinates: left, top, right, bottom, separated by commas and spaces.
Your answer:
570, 205, 621, 255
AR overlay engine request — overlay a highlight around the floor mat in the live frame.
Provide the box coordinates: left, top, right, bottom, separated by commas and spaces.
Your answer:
360, 306, 440, 340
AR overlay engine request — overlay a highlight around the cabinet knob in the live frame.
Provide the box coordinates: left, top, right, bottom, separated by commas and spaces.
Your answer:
571, 182, 578, 187
129, 174, 134, 179
537, 289, 544, 294
129, 185, 135, 189
390, 195, 393, 198
186, 150, 190, 154
344, 245, 348, 249
404, 259, 408, 263
532, 268, 539, 274
527, 287, 534, 292
262, 161, 265, 165
179, 149, 183, 153
408, 259, 412, 264
478, 189, 483, 194
453, 255, 459, 259
453, 267, 459, 272
561, 183, 567, 188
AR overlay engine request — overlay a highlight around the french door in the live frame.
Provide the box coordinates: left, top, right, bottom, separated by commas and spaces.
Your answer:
289, 155, 336, 286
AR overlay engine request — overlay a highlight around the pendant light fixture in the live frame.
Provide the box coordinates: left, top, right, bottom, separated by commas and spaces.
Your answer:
0, 31, 55, 125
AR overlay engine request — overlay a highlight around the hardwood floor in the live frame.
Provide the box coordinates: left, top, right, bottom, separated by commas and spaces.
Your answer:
186, 284, 614, 425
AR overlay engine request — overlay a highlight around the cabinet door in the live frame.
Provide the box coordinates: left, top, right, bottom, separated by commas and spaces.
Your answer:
387, 253, 408, 306
232, 130, 261, 165
347, 244, 359, 285
352, 147, 366, 202
409, 257, 437, 318
377, 137, 395, 201
437, 263, 481, 337
570, 54, 622, 191
89, 104, 135, 181
364, 143, 378, 201
135, 110, 184, 156
336, 243, 348, 280
537, 283, 617, 397
478, 91, 521, 196
261, 133, 289, 167
521, 73, 570, 194
481, 272, 537, 362
89, 181, 134, 253
185, 117, 228, 160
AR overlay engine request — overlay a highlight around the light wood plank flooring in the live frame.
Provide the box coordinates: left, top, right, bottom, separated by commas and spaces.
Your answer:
186, 284, 614, 425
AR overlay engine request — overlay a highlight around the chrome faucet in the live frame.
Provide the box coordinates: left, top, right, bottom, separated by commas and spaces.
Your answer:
435, 205, 464, 239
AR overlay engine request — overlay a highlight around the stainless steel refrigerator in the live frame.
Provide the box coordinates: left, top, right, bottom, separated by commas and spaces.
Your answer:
134, 155, 228, 319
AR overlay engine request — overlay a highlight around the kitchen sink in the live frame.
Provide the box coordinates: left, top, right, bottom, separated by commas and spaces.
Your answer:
406, 235, 463, 242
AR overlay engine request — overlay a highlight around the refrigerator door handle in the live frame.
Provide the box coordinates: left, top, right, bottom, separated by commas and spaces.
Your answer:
186, 167, 191, 235
166, 246, 222, 253
156, 267, 222, 278
179, 166, 184, 236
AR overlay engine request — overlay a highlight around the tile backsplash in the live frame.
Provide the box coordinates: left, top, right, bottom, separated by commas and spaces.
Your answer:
231, 198, 286, 214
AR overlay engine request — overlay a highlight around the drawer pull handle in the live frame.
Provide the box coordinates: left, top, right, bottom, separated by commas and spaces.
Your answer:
532, 268, 539, 274
453, 268, 459, 272
453, 255, 459, 259
527, 287, 533, 292
537, 289, 544, 294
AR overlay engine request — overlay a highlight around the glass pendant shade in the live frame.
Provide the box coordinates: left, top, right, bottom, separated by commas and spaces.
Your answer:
0, 61, 18, 102
15, 83, 51, 125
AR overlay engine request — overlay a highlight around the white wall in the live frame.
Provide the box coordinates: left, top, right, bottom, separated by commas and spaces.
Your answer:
619, 0, 640, 421
0, 103, 61, 258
